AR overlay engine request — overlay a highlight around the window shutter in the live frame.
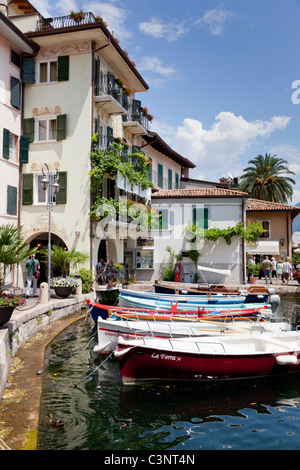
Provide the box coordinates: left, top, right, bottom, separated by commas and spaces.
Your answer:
22, 58, 36, 83
193, 208, 209, 229
7, 185, 17, 215
3, 128, 10, 159
168, 169, 172, 189
56, 171, 67, 204
94, 56, 100, 95
22, 173, 33, 205
159, 209, 168, 230
107, 126, 113, 148
175, 173, 179, 189
148, 157, 152, 181
158, 163, 163, 188
57, 56, 69, 81
11, 76, 21, 109
57, 114, 67, 140
19, 136, 29, 163
23, 118, 35, 143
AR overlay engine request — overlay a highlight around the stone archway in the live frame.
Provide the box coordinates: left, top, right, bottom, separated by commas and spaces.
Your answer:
26, 232, 68, 284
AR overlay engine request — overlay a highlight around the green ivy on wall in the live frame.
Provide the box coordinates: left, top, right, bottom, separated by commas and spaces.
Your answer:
185, 221, 266, 245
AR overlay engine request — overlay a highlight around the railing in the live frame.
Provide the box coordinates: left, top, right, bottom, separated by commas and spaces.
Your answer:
36, 12, 98, 30
94, 73, 129, 111
122, 104, 150, 132
150, 169, 180, 190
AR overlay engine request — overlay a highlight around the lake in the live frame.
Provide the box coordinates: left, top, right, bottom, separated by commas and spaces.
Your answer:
36, 298, 300, 451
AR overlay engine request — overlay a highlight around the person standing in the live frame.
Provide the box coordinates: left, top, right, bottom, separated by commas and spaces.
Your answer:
282, 259, 291, 284
262, 255, 273, 284
25, 254, 40, 298
277, 259, 283, 283
271, 257, 277, 280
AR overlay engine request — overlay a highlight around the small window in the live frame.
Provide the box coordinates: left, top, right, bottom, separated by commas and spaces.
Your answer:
38, 61, 58, 83
259, 220, 270, 238
9, 133, 17, 161
11, 50, 21, 68
36, 117, 57, 141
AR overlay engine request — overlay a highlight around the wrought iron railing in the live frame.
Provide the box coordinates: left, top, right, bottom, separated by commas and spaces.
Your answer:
36, 12, 98, 30
94, 73, 129, 111
122, 104, 150, 132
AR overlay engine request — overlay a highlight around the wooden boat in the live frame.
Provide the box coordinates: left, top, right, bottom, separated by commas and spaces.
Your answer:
93, 316, 291, 356
153, 281, 271, 303
115, 331, 300, 385
86, 299, 272, 323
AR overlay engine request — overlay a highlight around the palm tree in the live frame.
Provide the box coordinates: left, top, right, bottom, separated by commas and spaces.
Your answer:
0, 224, 36, 292
238, 153, 296, 203
40, 245, 89, 277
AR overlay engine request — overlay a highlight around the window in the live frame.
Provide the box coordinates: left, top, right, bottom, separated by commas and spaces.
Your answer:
168, 169, 172, 189
11, 50, 21, 68
11, 76, 20, 109
36, 117, 57, 141
259, 220, 270, 238
23, 115, 67, 143
2, 129, 17, 161
193, 207, 209, 229
158, 163, 163, 188
22, 172, 67, 206
38, 61, 57, 83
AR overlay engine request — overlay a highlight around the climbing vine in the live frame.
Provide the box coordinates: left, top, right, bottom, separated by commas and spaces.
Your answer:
185, 221, 266, 245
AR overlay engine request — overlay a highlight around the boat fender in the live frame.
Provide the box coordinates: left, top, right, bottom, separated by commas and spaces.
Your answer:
114, 347, 132, 358
93, 340, 112, 354
276, 355, 298, 365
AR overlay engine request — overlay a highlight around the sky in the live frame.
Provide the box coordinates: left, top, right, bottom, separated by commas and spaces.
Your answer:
31, 0, 300, 204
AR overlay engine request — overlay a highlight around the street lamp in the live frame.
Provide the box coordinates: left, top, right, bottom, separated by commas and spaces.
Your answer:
40, 163, 60, 299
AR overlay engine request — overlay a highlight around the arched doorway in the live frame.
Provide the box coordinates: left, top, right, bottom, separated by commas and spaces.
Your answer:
28, 233, 67, 284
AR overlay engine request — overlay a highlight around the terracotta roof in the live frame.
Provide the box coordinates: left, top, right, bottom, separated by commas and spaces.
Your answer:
152, 187, 249, 198
246, 198, 300, 213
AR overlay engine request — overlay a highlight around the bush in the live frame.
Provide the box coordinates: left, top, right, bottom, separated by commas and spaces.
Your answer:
78, 268, 94, 293
161, 263, 175, 281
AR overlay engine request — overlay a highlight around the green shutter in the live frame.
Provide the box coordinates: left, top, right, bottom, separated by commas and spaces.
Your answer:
23, 118, 35, 143
22, 58, 36, 83
158, 163, 163, 188
7, 186, 17, 215
168, 169, 172, 189
57, 56, 69, 81
11, 77, 20, 109
19, 136, 29, 163
56, 171, 67, 204
193, 208, 209, 229
148, 157, 152, 181
159, 209, 168, 230
22, 173, 33, 205
107, 126, 113, 148
3, 128, 10, 159
57, 114, 67, 140
175, 173, 179, 189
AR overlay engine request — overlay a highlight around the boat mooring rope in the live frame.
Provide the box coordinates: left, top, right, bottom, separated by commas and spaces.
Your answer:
73, 351, 114, 387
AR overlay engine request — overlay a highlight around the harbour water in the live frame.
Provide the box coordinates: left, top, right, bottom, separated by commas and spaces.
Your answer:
37, 298, 300, 451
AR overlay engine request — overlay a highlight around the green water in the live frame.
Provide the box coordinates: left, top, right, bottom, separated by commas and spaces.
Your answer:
37, 298, 300, 451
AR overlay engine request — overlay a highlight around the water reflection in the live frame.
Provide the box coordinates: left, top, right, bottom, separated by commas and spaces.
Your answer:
37, 299, 300, 450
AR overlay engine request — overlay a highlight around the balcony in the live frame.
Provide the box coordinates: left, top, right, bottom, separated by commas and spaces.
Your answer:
122, 103, 150, 135
94, 73, 129, 115
36, 12, 99, 30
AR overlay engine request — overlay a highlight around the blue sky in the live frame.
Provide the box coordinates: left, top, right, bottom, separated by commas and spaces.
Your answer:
32, 0, 300, 204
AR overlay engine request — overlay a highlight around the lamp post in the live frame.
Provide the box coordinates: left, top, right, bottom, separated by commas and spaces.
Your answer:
40, 163, 60, 299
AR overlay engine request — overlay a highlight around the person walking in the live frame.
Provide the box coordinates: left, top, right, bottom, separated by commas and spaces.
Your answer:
262, 255, 273, 284
271, 257, 277, 280
25, 254, 40, 298
277, 259, 283, 283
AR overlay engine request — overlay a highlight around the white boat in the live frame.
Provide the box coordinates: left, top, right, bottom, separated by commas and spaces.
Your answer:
93, 315, 291, 356
114, 330, 300, 385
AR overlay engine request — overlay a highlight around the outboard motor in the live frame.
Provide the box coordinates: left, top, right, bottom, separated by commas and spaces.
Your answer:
268, 288, 281, 313
292, 308, 300, 330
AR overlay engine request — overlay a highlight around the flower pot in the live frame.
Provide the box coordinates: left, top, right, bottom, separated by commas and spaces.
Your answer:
0, 306, 15, 327
54, 286, 74, 298
249, 276, 258, 284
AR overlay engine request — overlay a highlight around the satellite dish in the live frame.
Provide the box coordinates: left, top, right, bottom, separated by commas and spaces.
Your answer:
228, 173, 233, 180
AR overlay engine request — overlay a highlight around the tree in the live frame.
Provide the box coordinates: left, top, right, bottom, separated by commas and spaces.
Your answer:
238, 153, 296, 203
0, 224, 36, 292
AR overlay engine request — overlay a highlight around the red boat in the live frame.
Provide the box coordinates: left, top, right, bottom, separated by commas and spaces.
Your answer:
115, 332, 300, 385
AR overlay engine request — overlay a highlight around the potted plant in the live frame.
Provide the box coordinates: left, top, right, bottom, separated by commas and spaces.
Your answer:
293, 271, 300, 284
246, 261, 260, 283
50, 276, 79, 298
0, 224, 36, 325
69, 10, 86, 23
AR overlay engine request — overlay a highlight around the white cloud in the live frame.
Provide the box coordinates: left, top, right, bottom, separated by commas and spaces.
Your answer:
139, 17, 188, 42
195, 9, 234, 35
155, 112, 291, 181
138, 56, 179, 87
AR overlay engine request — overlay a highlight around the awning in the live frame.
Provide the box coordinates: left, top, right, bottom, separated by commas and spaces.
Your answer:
246, 240, 280, 255
197, 265, 231, 276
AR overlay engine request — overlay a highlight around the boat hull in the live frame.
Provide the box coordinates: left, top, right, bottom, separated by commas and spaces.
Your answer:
117, 334, 300, 384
